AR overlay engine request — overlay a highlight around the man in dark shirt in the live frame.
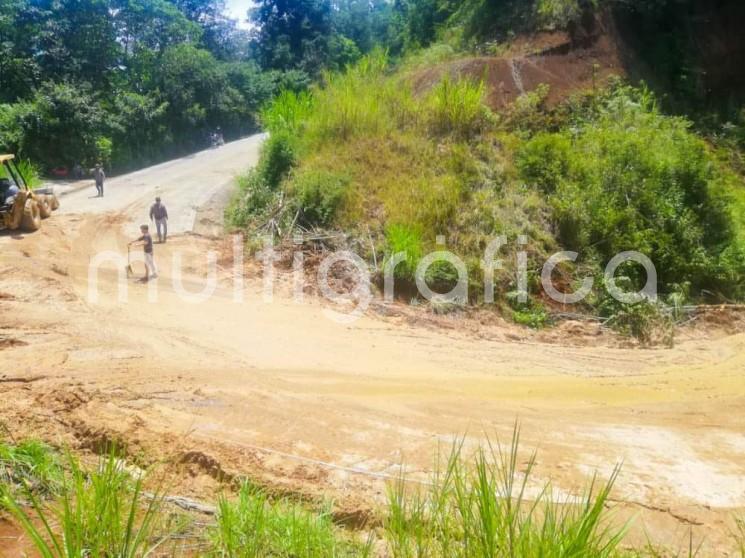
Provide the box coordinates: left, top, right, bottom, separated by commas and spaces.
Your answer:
149, 197, 168, 243
129, 224, 157, 281
92, 163, 105, 197
0, 178, 19, 206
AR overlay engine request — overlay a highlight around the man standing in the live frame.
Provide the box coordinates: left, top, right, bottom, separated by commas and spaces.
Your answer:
0, 178, 20, 206
129, 224, 157, 281
149, 196, 168, 243
92, 163, 105, 197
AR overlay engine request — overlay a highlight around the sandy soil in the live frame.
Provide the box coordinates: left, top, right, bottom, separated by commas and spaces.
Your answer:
1, 135, 745, 554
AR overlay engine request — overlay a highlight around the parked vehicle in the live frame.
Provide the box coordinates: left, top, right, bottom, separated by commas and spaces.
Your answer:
0, 154, 60, 233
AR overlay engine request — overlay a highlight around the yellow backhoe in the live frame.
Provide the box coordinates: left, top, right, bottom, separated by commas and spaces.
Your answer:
0, 154, 59, 232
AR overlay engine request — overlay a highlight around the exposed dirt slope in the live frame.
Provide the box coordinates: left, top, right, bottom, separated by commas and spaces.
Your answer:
411, 14, 628, 109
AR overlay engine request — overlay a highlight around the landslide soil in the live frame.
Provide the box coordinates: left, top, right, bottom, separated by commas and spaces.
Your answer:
1, 138, 745, 554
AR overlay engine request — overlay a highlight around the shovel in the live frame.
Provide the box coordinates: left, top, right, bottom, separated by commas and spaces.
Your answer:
126, 244, 134, 278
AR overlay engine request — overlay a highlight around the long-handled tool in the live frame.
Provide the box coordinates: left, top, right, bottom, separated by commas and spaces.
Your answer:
125, 244, 134, 277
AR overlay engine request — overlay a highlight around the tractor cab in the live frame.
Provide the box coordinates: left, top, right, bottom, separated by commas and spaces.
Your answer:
0, 154, 59, 232
0, 155, 22, 206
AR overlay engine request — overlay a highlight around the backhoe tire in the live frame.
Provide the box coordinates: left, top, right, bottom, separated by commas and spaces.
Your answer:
21, 200, 41, 232
38, 197, 52, 219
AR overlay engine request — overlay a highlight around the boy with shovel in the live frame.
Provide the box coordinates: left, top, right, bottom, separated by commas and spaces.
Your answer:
129, 224, 158, 281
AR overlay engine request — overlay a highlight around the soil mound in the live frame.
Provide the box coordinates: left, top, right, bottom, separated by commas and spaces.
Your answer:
411, 14, 629, 109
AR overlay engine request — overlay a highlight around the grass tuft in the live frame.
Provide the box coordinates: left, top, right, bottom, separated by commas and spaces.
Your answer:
211, 482, 371, 557
383, 426, 628, 557
1, 447, 170, 558
0, 438, 61, 496
427, 76, 490, 138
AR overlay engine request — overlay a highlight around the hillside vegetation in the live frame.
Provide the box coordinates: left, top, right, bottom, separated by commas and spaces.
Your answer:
228, 55, 744, 312
228, 0, 745, 336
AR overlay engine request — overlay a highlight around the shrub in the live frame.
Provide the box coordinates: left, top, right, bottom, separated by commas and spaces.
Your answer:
605, 300, 673, 346
535, 0, 586, 29
596, 276, 674, 346
225, 169, 279, 229
508, 83, 551, 131
714, 243, 745, 299
517, 87, 739, 296
423, 259, 460, 293
226, 131, 297, 229
515, 131, 571, 193
258, 132, 297, 190
512, 306, 550, 329
291, 169, 348, 228
506, 291, 552, 329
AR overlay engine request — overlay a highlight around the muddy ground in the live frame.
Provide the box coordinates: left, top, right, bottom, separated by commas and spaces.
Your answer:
1, 137, 745, 555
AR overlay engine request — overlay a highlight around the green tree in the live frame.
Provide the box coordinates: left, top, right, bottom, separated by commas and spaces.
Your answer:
6, 82, 109, 168
250, 0, 335, 73
331, 0, 397, 54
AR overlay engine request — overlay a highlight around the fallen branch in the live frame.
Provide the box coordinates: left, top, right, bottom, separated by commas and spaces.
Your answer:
0, 375, 46, 383
143, 492, 217, 515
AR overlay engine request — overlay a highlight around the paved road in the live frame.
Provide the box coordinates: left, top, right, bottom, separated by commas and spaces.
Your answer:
59, 134, 265, 236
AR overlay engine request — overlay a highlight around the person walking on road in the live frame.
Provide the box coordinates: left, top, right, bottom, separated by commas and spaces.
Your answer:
92, 163, 105, 197
149, 196, 168, 243
129, 224, 158, 281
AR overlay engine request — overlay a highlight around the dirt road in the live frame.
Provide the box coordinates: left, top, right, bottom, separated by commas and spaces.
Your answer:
58, 134, 265, 236
1, 137, 745, 553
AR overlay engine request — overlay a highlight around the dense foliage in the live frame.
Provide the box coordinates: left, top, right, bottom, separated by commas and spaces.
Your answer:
230, 52, 745, 318
0, 0, 402, 171
3, 0, 732, 173
0, 0, 266, 170
517, 87, 742, 298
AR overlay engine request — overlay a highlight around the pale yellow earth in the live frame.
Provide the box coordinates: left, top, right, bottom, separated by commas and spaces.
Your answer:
1, 135, 744, 554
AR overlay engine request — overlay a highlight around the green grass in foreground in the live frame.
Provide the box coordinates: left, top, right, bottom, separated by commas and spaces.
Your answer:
212, 483, 371, 557
0, 438, 61, 495
1, 433, 744, 557
1, 446, 171, 557
385, 429, 626, 557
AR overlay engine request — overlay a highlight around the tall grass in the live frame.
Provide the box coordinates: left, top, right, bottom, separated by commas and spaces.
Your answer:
302, 55, 490, 143
383, 428, 627, 557
16, 158, 43, 189
736, 516, 745, 557
308, 50, 395, 143
1, 448, 170, 558
385, 223, 424, 281
3, 437, 745, 555
211, 483, 370, 557
427, 76, 489, 137
260, 50, 425, 148
260, 90, 314, 136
